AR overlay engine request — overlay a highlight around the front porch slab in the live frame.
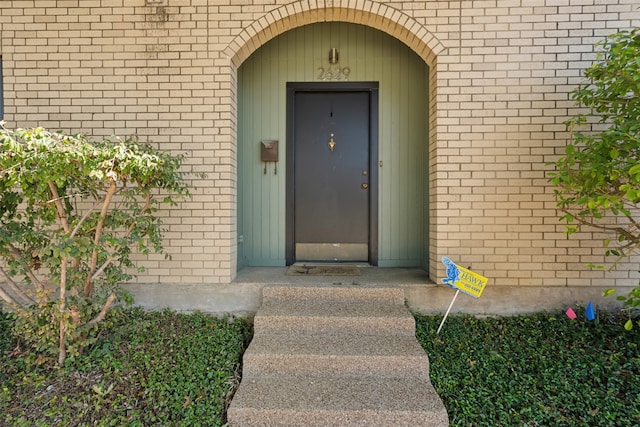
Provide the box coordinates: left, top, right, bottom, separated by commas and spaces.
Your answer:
125, 267, 630, 316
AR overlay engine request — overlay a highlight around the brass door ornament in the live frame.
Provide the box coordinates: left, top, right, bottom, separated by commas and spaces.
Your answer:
328, 133, 336, 152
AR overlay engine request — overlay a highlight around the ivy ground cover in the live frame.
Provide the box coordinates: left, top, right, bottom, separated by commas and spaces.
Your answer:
2, 308, 638, 426
415, 312, 640, 426
0, 309, 252, 427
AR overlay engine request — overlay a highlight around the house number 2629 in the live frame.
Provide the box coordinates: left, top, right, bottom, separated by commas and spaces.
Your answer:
317, 66, 351, 80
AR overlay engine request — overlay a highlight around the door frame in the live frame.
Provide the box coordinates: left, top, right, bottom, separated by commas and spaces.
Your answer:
285, 82, 379, 266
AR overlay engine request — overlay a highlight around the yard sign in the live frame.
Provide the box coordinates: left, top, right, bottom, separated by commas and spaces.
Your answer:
437, 257, 489, 334
441, 256, 489, 298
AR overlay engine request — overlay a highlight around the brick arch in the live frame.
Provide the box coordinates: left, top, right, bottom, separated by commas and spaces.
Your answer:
223, 1, 445, 70
225, 1, 444, 279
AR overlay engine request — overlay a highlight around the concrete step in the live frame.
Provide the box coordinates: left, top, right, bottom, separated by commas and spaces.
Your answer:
228, 284, 448, 426
262, 284, 406, 305
242, 332, 430, 378
227, 375, 449, 427
255, 297, 416, 336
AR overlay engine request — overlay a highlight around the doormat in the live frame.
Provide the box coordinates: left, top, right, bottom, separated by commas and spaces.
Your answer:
286, 265, 360, 276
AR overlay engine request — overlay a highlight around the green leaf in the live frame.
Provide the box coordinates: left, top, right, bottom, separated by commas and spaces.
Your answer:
625, 188, 637, 201
624, 319, 633, 330
630, 163, 640, 177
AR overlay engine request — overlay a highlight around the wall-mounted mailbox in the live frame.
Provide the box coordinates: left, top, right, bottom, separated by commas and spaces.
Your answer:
261, 140, 278, 174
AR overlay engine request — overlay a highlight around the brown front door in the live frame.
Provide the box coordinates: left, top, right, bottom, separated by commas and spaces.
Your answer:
286, 83, 378, 264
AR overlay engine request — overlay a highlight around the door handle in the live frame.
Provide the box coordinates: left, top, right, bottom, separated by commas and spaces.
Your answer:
328, 134, 336, 152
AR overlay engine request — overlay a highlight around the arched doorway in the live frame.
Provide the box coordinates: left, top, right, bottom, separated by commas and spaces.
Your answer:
237, 22, 430, 270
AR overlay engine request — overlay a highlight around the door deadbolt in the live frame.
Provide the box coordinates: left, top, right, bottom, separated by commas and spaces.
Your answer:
361, 183, 369, 189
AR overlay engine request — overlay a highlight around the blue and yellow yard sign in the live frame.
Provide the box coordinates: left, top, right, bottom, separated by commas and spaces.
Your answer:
437, 257, 490, 334
441, 257, 489, 298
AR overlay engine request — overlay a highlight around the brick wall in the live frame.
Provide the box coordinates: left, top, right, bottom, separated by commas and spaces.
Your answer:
1, 0, 639, 290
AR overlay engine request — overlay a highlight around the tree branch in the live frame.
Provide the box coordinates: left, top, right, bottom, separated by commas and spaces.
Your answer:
70, 200, 102, 239
70, 183, 127, 239
84, 292, 117, 328
0, 285, 21, 308
559, 208, 640, 241
91, 255, 115, 282
559, 207, 640, 271
83, 180, 118, 298
5, 242, 44, 293
0, 266, 36, 306
139, 190, 152, 216
89, 190, 152, 283
58, 257, 68, 367
47, 181, 71, 234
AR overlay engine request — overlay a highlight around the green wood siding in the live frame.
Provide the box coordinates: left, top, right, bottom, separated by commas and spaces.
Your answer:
238, 22, 428, 268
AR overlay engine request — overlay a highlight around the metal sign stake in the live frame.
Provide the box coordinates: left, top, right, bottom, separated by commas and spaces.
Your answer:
437, 289, 460, 335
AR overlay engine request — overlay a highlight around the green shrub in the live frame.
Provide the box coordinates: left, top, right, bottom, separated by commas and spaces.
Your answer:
550, 29, 640, 314
0, 125, 191, 365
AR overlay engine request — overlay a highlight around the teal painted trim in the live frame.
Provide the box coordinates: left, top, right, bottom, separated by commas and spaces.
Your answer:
245, 259, 287, 267
377, 260, 424, 268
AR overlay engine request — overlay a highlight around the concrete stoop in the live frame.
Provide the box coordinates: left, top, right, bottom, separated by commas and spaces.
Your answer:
227, 285, 449, 426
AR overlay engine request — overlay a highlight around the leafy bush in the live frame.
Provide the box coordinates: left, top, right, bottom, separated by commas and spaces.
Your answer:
550, 29, 640, 313
0, 125, 190, 365
416, 312, 640, 426
0, 308, 252, 427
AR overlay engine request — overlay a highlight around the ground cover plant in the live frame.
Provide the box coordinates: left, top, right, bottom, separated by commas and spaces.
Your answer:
416, 311, 640, 426
0, 308, 252, 427
3, 308, 637, 426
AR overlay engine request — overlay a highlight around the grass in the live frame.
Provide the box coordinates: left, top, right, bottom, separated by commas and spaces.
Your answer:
1, 308, 638, 426
0, 308, 252, 427
415, 311, 640, 426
